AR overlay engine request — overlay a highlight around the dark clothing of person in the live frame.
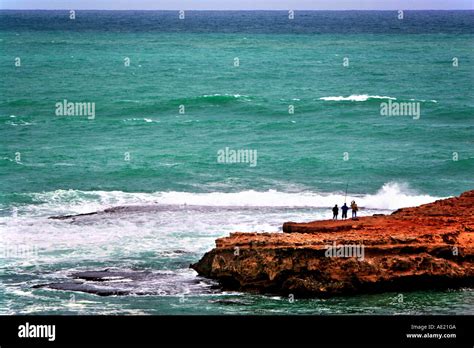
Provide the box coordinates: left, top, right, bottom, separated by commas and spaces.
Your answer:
332, 206, 339, 220
341, 204, 349, 219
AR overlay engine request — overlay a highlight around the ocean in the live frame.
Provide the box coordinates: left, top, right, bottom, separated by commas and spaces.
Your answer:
0, 10, 473, 314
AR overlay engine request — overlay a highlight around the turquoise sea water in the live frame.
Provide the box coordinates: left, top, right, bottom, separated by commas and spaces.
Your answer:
0, 11, 473, 314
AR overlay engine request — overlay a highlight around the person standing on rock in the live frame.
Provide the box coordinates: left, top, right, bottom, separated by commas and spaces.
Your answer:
332, 204, 339, 220
351, 200, 358, 219
341, 203, 349, 220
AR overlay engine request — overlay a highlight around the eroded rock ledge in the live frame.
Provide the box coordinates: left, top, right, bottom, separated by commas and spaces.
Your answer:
191, 191, 474, 296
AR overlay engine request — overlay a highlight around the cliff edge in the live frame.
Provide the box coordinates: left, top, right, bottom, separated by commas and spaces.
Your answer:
191, 191, 474, 296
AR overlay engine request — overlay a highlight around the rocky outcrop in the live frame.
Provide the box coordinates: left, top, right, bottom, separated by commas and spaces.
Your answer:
34, 269, 215, 297
191, 191, 474, 296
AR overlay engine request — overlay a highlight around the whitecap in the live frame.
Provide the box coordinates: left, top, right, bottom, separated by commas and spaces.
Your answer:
22, 182, 442, 212
319, 94, 397, 102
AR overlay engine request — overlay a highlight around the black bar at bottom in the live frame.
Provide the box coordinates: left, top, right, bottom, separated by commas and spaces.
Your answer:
0, 315, 472, 346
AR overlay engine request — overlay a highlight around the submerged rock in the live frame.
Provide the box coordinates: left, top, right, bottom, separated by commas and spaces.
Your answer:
70, 270, 151, 281
191, 190, 474, 297
34, 269, 216, 297
33, 270, 159, 296
34, 282, 132, 296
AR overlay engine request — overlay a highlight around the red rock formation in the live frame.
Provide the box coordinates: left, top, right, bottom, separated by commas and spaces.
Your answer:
191, 191, 474, 296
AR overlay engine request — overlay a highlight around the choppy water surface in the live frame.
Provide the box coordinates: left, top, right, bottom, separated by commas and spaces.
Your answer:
1, 11, 473, 314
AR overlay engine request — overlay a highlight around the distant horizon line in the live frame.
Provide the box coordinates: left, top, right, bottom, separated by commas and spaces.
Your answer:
1, 9, 473, 11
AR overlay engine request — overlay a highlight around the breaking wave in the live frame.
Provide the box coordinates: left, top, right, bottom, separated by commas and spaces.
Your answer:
319, 95, 396, 102
319, 94, 438, 103
14, 182, 442, 216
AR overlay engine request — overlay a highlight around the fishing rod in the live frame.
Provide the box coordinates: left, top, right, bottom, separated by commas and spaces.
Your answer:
344, 181, 349, 204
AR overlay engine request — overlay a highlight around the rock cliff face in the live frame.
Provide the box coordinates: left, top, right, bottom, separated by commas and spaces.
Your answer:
191, 191, 474, 296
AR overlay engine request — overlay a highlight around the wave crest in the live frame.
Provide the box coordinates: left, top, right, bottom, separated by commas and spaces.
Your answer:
319, 95, 396, 102
20, 182, 442, 215
319, 95, 438, 103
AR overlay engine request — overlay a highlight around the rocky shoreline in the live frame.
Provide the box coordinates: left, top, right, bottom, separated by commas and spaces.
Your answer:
191, 190, 474, 297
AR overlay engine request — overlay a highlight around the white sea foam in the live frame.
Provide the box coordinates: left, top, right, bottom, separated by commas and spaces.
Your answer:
319, 95, 438, 103
320, 94, 396, 102
0, 182, 444, 315
6, 120, 33, 126
21, 182, 441, 215
123, 118, 159, 123
202, 93, 249, 99
152, 182, 440, 210
409, 98, 438, 103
